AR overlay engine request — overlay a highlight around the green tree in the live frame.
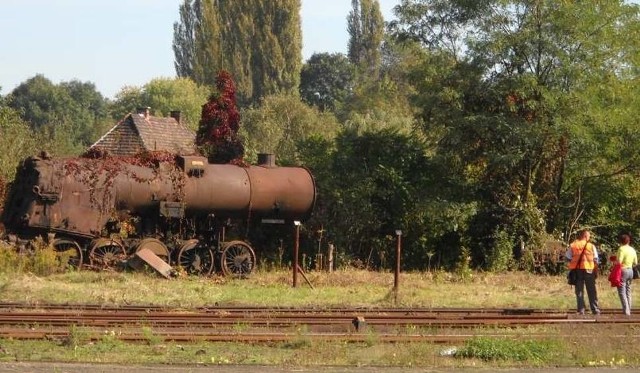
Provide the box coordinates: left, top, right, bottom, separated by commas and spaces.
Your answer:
108, 86, 144, 121
299, 53, 355, 112
339, 39, 421, 129
109, 78, 210, 131
393, 0, 640, 266
173, 0, 202, 79
316, 128, 474, 269
240, 94, 340, 165
6, 75, 109, 149
172, 0, 302, 106
0, 107, 39, 181
7, 75, 72, 129
347, 0, 384, 76
59, 80, 109, 145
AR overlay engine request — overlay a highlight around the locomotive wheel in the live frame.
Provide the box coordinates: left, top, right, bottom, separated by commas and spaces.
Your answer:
177, 239, 214, 276
89, 238, 126, 270
220, 240, 256, 277
135, 238, 171, 264
52, 239, 83, 269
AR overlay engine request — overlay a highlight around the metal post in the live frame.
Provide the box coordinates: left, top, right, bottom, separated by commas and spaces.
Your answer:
328, 243, 334, 273
394, 230, 402, 291
293, 221, 301, 288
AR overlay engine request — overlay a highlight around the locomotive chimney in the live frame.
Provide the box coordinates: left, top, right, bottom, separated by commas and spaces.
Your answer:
257, 153, 276, 168
170, 110, 182, 124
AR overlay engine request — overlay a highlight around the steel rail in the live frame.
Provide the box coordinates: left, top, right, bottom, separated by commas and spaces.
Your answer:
4, 302, 546, 314
0, 303, 638, 343
1, 302, 634, 315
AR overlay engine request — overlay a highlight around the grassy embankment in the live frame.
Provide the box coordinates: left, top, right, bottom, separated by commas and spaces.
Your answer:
0, 268, 639, 368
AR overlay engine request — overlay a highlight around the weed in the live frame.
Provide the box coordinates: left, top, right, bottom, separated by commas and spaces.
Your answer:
141, 326, 163, 346
455, 337, 561, 362
364, 329, 379, 347
1, 237, 72, 276
64, 325, 89, 349
232, 322, 250, 332
30, 237, 61, 276
282, 325, 312, 349
96, 330, 124, 352
0, 242, 25, 273
455, 247, 473, 282
282, 337, 312, 350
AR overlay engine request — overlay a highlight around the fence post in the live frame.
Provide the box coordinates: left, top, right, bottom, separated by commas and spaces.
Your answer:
394, 230, 402, 293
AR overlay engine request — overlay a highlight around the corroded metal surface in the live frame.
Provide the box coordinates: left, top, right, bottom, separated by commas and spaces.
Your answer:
1, 153, 316, 276
0, 304, 639, 343
3, 154, 315, 237
135, 248, 174, 278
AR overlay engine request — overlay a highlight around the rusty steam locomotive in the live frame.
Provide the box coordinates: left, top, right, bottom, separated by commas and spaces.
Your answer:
1, 152, 316, 276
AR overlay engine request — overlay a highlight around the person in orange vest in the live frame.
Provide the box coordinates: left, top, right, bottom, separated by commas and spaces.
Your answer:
565, 229, 600, 315
616, 233, 637, 316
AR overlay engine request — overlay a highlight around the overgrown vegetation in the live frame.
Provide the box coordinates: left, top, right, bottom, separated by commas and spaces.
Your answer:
0, 264, 627, 310
0, 238, 74, 276
456, 337, 560, 362
0, 336, 579, 367
2, 1, 639, 275
0, 279, 638, 368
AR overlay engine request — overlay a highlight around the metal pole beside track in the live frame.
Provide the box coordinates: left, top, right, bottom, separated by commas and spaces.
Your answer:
293, 221, 301, 288
394, 230, 402, 293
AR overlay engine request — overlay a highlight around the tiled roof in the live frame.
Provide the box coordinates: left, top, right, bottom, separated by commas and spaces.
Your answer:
90, 113, 197, 156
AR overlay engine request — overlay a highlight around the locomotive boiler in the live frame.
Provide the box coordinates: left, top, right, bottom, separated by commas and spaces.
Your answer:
1, 152, 316, 276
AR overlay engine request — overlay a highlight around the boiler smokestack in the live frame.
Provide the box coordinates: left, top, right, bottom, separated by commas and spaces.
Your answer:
257, 153, 276, 168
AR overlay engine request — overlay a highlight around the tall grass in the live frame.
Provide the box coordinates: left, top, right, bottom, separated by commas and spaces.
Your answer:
0, 237, 69, 276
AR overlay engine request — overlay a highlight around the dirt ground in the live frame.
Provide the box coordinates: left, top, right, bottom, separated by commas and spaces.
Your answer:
0, 363, 639, 373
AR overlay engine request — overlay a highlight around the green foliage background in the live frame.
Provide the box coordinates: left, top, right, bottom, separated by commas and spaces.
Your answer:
2, 0, 640, 273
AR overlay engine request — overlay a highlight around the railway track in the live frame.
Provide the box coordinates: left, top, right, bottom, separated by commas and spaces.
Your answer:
0, 303, 638, 343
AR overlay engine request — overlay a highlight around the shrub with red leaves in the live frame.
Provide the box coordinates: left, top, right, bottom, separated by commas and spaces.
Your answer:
196, 71, 244, 164
82, 147, 111, 159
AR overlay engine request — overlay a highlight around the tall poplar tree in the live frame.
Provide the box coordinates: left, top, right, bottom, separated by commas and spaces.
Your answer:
172, 0, 302, 106
172, 0, 201, 80
347, 0, 384, 76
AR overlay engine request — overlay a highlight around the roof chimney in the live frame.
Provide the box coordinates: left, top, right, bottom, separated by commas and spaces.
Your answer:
170, 110, 182, 124
136, 107, 150, 119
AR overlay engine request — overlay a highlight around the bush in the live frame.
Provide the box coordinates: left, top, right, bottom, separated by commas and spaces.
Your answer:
0, 237, 72, 276
0, 241, 26, 273
487, 228, 515, 272
455, 247, 472, 281
31, 238, 62, 276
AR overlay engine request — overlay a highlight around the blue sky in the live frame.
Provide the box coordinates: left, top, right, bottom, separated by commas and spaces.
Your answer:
0, 0, 399, 99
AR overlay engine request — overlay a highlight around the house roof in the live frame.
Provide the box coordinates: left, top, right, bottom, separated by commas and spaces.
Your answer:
90, 112, 198, 156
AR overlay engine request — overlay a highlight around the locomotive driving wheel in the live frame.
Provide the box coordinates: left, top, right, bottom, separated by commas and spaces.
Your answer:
52, 238, 83, 269
220, 240, 256, 277
177, 239, 214, 276
89, 238, 126, 270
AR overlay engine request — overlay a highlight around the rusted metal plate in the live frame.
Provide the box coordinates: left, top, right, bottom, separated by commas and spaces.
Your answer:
135, 248, 174, 279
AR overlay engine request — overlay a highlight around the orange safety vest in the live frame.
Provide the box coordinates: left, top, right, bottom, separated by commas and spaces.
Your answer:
568, 239, 596, 270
